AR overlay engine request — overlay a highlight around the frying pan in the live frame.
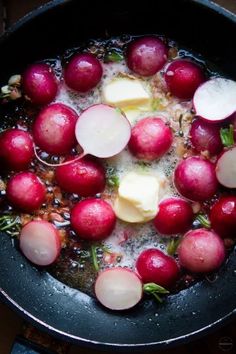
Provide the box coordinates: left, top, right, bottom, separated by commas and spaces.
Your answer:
0, 0, 235, 351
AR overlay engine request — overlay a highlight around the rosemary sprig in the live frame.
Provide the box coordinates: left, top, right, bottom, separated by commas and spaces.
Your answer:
195, 214, 211, 229
91, 245, 99, 272
0, 215, 21, 236
167, 238, 180, 256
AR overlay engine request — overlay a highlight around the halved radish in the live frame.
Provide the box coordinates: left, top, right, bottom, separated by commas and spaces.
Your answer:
193, 78, 236, 121
75, 104, 131, 158
95, 268, 143, 310
216, 146, 236, 187
20, 220, 61, 266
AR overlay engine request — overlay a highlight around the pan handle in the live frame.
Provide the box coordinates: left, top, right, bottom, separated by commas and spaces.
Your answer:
10, 336, 56, 354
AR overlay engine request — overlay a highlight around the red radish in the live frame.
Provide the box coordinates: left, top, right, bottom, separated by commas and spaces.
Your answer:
33, 103, 78, 155
22, 63, 58, 105
210, 196, 236, 238
136, 249, 179, 288
154, 197, 194, 235
71, 199, 116, 241
64, 53, 103, 92
95, 268, 143, 310
56, 156, 106, 196
165, 59, 205, 100
174, 156, 218, 201
0, 129, 34, 171
126, 36, 168, 76
216, 147, 236, 188
190, 119, 223, 155
178, 229, 225, 273
128, 117, 173, 161
7, 172, 46, 212
20, 220, 61, 266
193, 78, 236, 121
75, 104, 131, 158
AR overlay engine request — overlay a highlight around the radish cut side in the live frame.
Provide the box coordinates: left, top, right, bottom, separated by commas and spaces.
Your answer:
95, 268, 143, 310
216, 147, 236, 188
193, 78, 236, 121
75, 104, 131, 158
20, 220, 61, 266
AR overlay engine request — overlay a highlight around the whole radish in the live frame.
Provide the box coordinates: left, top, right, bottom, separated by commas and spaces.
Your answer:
56, 156, 106, 197
165, 59, 205, 100
178, 229, 225, 273
174, 156, 218, 201
128, 117, 173, 161
126, 36, 168, 76
33, 103, 78, 155
95, 268, 143, 310
190, 119, 223, 155
0, 129, 34, 171
22, 63, 58, 105
154, 197, 194, 235
71, 199, 116, 241
210, 196, 236, 238
7, 172, 46, 212
20, 220, 61, 266
64, 53, 103, 92
136, 249, 179, 289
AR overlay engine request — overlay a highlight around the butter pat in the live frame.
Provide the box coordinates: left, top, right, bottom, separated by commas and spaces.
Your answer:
114, 172, 160, 223
102, 77, 150, 108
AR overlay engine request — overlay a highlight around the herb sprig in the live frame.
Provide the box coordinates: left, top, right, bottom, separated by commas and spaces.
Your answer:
143, 283, 169, 303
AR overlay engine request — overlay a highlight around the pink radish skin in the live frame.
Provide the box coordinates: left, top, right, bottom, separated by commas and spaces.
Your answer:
75, 104, 131, 158
7, 172, 46, 212
20, 220, 61, 266
216, 147, 236, 188
56, 156, 106, 197
154, 197, 194, 235
128, 117, 173, 161
126, 36, 168, 76
64, 53, 103, 92
95, 268, 143, 310
190, 119, 223, 155
210, 196, 236, 238
193, 78, 236, 122
174, 156, 218, 202
22, 63, 58, 105
0, 129, 34, 171
136, 249, 180, 289
33, 103, 78, 155
165, 59, 205, 100
178, 229, 225, 273
71, 199, 116, 241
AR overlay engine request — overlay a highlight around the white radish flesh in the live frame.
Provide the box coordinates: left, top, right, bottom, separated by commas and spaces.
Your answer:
75, 104, 131, 158
193, 78, 236, 121
216, 147, 236, 188
95, 268, 143, 310
20, 220, 61, 266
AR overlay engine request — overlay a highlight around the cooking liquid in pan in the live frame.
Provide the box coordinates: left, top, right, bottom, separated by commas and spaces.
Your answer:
0, 36, 231, 297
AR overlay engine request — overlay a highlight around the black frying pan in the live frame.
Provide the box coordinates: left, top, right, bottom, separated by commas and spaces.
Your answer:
0, 0, 235, 351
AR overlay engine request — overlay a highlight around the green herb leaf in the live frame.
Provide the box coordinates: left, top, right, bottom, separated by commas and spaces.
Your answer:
151, 98, 162, 111
143, 283, 169, 295
0, 215, 21, 236
104, 49, 124, 63
195, 214, 211, 229
91, 245, 99, 272
220, 124, 234, 147
108, 175, 119, 187
167, 238, 180, 256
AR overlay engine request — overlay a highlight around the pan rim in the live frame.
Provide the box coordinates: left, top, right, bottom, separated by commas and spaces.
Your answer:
0, 0, 236, 350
